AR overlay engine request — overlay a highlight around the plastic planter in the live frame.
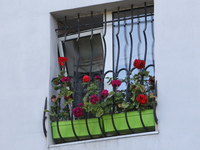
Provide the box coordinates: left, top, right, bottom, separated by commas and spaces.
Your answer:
102, 109, 155, 135
51, 118, 103, 141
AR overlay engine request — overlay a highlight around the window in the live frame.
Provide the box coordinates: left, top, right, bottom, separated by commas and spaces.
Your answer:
47, 3, 157, 144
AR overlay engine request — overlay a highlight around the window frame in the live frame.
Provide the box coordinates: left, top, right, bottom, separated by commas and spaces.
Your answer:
46, 5, 157, 145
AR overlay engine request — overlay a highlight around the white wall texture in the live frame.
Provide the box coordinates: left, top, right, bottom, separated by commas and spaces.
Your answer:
0, 0, 200, 150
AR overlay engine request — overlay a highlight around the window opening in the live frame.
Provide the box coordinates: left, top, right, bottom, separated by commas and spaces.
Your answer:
45, 3, 158, 144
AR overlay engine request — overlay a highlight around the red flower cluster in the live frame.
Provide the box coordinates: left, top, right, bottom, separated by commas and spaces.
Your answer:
133, 59, 145, 69
89, 95, 99, 104
78, 103, 84, 106
149, 76, 155, 84
83, 75, 90, 82
95, 75, 101, 81
58, 57, 68, 66
72, 107, 83, 118
111, 79, 121, 87
61, 77, 71, 82
136, 94, 148, 105
101, 90, 109, 99
64, 95, 72, 100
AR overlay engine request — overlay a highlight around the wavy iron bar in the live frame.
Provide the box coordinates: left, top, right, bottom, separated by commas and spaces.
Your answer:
98, 9, 108, 137
111, 6, 121, 136
124, 4, 135, 134
47, 3, 157, 142
138, 2, 148, 131
69, 13, 81, 141
85, 11, 94, 139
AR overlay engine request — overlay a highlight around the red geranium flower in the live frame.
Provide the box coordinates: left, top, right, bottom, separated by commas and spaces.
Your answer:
136, 94, 148, 105
111, 79, 121, 87
83, 75, 90, 82
78, 103, 84, 106
72, 107, 83, 118
133, 59, 145, 69
64, 95, 72, 100
61, 77, 71, 82
149, 76, 155, 84
58, 57, 68, 66
89, 94, 99, 104
95, 75, 101, 81
101, 90, 109, 99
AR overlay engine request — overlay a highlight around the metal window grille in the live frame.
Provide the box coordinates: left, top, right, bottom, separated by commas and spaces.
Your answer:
43, 3, 158, 143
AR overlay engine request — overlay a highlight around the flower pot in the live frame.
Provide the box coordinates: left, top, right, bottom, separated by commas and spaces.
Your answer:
51, 118, 103, 141
102, 109, 155, 135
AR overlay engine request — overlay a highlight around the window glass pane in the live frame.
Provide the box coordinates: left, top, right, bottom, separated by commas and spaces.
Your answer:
113, 8, 154, 91
63, 33, 104, 106
64, 34, 103, 75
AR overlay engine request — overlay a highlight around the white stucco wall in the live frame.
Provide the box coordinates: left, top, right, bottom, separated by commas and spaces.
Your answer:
154, 0, 200, 149
0, 0, 200, 150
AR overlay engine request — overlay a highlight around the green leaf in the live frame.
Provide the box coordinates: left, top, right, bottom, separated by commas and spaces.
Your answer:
67, 91, 73, 97
60, 70, 65, 76
95, 91, 100, 95
143, 71, 150, 77
64, 98, 74, 106
135, 103, 140, 109
57, 93, 61, 98
96, 108, 104, 117
51, 113, 57, 117
109, 91, 115, 96
65, 101, 69, 106
81, 82, 88, 86
88, 104, 93, 112
122, 102, 129, 108
83, 102, 89, 111
127, 104, 134, 111
44, 110, 50, 112
52, 78, 60, 85
138, 85, 145, 92
54, 86, 60, 90
104, 107, 111, 114
131, 94, 135, 102
68, 98, 74, 103
150, 93, 157, 99
58, 74, 64, 79
83, 96, 87, 103
106, 77, 113, 84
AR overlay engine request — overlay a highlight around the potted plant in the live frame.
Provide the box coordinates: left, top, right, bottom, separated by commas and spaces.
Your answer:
101, 59, 156, 135
46, 57, 157, 142
60, 75, 104, 140
46, 57, 104, 142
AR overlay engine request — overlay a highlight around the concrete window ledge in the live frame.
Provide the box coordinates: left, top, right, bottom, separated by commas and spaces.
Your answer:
49, 131, 159, 148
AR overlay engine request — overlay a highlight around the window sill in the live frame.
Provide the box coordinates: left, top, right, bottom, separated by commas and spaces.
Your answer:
48, 131, 159, 148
